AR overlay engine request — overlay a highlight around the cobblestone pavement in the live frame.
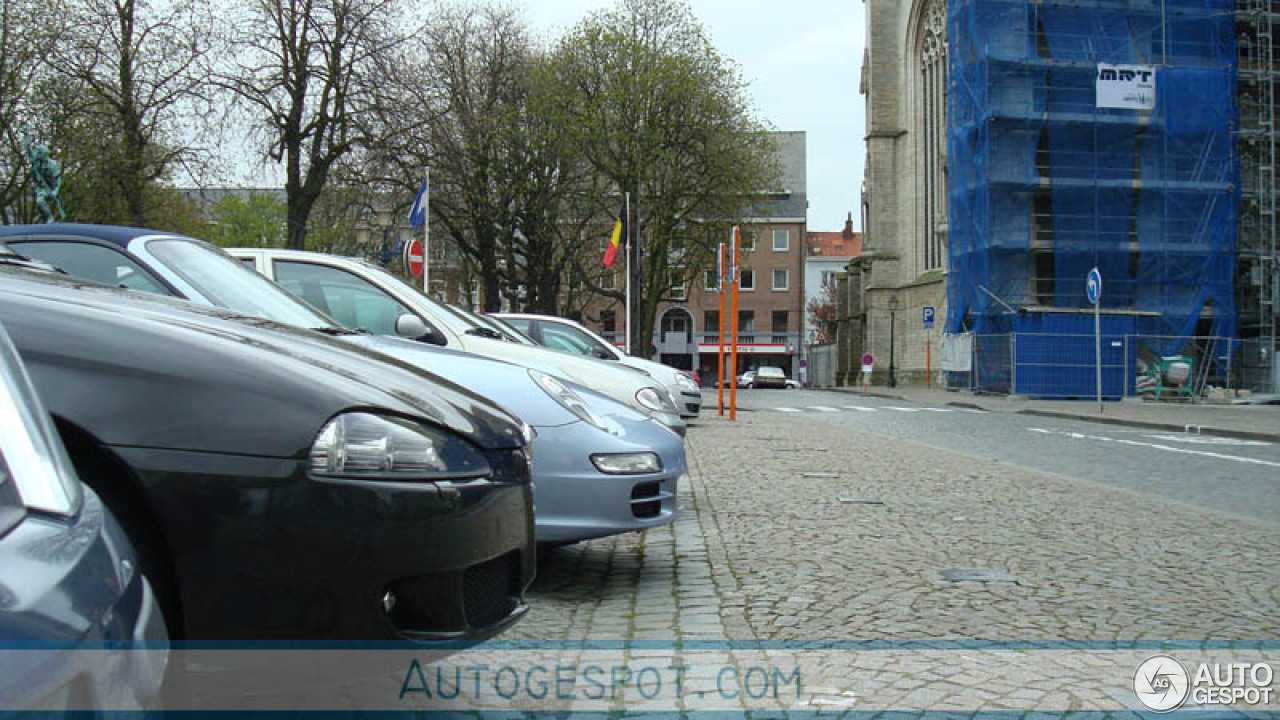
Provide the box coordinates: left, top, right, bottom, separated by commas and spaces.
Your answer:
498, 410, 1280, 712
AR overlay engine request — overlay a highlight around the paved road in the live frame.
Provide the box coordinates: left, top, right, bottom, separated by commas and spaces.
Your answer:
494, 394, 1280, 712
721, 387, 1280, 525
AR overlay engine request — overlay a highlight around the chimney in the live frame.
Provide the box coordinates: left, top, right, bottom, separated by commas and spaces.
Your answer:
842, 212, 854, 241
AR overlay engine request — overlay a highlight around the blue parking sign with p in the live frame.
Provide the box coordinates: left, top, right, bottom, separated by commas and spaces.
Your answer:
923, 306, 935, 329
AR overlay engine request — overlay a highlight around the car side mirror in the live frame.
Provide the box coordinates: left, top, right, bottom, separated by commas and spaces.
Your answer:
396, 314, 444, 345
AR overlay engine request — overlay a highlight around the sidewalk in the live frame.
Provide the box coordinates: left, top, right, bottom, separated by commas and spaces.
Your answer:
826, 383, 1280, 441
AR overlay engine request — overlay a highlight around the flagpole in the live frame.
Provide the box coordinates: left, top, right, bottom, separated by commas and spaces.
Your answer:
624, 191, 631, 355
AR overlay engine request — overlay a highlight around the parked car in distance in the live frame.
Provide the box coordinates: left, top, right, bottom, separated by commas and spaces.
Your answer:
0, 225, 684, 545
732, 368, 798, 389
0, 256, 536, 644
493, 313, 702, 419
0, 317, 168, 713
227, 247, 686, 437
752, 366, 789, 389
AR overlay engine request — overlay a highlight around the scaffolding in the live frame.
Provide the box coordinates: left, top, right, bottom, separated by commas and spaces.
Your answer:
1236, 0, 1280, 392
946, 0, 1246, 395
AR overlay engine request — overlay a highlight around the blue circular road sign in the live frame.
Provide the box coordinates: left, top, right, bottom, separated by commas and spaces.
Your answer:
1086, 267, 1102, 305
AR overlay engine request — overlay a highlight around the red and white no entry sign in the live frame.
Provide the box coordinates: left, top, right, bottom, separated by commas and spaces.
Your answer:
404, 238, 425, 278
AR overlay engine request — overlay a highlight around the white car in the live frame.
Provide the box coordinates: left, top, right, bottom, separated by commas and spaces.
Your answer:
229, 248, 686, 436
493, 313, 702, 418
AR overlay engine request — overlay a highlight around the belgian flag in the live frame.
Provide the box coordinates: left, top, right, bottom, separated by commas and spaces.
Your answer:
602, 202, 627, 268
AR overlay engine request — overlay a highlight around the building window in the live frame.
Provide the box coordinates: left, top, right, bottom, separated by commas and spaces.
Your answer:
772, 310, 789, 332
772, 268, 789, 291
919, 0, 948, 272
739, 269, 755, 291
739, 228, 756, 252
704, 310, 720, 341
601, 309, 616, 333
737, 310, 755, 333
601, 270, 616, 290
822, 270, 837, 287
670, 281, 687, 301
704, 268, 718, 291
772, 229, 790, 252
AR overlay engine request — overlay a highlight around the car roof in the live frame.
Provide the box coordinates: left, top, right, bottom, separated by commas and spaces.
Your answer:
0, 223, 182, 249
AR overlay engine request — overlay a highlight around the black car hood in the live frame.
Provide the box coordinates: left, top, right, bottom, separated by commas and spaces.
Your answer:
0, 267, 526, 455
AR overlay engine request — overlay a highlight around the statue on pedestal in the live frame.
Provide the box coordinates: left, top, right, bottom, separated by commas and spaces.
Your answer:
22, 126, 65, 223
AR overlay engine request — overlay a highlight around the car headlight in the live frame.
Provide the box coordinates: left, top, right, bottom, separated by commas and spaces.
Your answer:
590, 452, 662, 475
635, 386, 677, 414
528, 370, 621, 435
674, 372, 698, 391
309, 412, 490, 479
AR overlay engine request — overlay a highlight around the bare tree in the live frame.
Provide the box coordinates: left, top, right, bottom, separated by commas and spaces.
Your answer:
363, 4, 595, 312
546, 0, 778, 355
0, 0, 63, 222
46, 0, 212, 225
217, 0, 409, 249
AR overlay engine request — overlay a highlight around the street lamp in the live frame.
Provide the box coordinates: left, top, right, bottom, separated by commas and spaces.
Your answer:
887, 294, 899, 388
376, 207, 393, 266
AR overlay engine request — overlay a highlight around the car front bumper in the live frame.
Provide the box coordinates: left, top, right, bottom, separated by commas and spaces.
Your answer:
529, 420, 686, 544
676, 388, 702, 417
112, 445, 536, 646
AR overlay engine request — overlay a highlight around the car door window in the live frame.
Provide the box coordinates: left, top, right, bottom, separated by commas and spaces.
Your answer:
539, 322, 617, 359
12, 240, 170, 295
272, 260, 435, 339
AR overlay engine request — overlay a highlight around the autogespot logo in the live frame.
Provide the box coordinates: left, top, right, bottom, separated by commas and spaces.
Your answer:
1134, 655, 1191, 712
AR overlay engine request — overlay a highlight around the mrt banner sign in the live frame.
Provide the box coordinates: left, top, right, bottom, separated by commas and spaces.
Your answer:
1096, 63, 1155, 110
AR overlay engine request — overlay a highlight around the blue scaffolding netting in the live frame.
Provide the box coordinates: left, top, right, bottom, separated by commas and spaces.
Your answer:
946, 0, 1239, 394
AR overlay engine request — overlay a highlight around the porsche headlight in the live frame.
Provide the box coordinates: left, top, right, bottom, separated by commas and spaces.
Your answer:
635, 386, 677, 414
309, 412, 489, 479
590, 452, 662, 475
528, 370, 620, 435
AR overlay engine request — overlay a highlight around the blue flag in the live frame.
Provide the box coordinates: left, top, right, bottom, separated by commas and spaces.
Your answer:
408, 178, 428, 229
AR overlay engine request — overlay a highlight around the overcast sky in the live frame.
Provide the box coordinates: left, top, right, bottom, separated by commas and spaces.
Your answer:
520, 0, 867, 233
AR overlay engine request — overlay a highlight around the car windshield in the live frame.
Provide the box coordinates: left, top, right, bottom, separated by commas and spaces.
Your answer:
146, 239, 341, 330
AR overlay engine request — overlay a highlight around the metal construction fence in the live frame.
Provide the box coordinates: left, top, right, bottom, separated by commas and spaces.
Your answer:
806, 344, 837, 388
944, 333, 1277, 399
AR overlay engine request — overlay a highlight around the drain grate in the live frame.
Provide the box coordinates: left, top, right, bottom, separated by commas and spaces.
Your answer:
942, 569, 1018, 583
837, 496, 884, 505
800, 472, 842, 478
775, 447, 830, 453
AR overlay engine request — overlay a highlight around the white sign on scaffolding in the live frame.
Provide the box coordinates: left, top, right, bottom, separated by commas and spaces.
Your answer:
1096, 63, 1156, 110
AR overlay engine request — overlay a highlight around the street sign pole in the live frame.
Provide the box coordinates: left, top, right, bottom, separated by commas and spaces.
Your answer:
1088, 268, 1103, 413
923, 306, 936, 389
729, 227, 740, 422
926, 329, 932, 388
